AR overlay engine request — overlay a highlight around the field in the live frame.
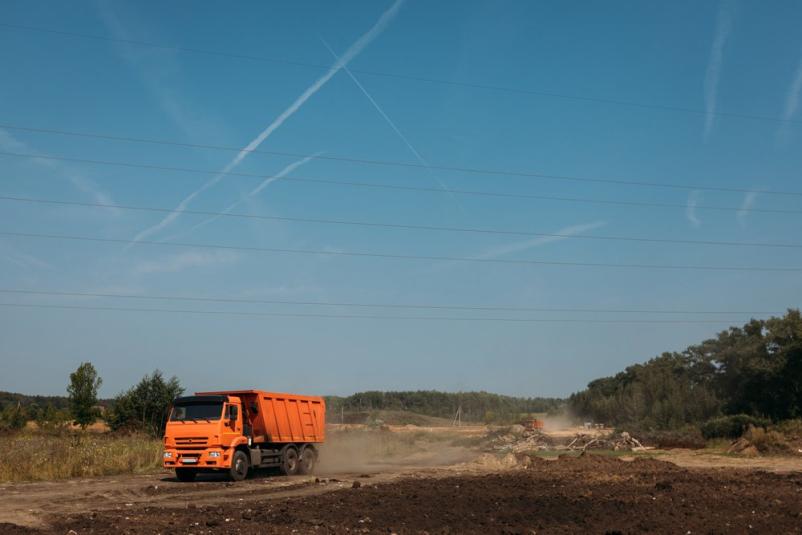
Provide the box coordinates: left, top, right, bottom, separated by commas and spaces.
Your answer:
1, 423, 801, 534
0, 430, 161, 482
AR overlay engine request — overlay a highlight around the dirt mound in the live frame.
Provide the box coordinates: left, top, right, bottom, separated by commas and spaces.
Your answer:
728, 437, 761, 456
466, 452, 524, 470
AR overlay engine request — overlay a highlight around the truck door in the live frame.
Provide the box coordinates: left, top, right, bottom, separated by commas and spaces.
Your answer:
222, 403, 242, 446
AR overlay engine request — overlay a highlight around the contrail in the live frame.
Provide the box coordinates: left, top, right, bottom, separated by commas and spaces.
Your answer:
0, 128, 119, 214
476, 221, 607, 260
703, 1, 732, 141
176, 153, 321, 239
737, 191, 758, 225
129, 0, 405, 246
686, 190, 702, 227
320, 37, 462, 210
778, 53, 802, 143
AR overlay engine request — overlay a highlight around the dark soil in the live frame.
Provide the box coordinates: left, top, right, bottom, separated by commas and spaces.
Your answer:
26, 455, 802, 534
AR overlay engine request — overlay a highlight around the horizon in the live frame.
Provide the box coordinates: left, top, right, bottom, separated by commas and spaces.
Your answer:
2, 0, 802, 398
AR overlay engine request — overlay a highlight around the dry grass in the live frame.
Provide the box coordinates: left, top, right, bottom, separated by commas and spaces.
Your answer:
743, 426, 793, 454
0, 430, 162, 483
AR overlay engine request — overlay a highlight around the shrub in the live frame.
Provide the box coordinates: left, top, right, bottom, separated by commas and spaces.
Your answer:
0, 404, 27, 431
774, 419, 802, 439
743, 426, 792, 454
700, 414, 770, 439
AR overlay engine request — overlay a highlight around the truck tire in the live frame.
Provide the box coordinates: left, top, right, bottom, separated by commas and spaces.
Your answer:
229, 450, 249, 481
280, 446, 299, 475
175, 468, 197, 482
298, 446, 316, 475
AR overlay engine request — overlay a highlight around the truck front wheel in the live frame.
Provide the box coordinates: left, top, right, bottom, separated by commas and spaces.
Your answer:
280, 446, 299, 475
175, 468, 197, 482
229, 450, 249, 481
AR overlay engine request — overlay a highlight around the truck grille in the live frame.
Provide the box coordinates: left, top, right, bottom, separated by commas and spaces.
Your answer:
175, 436, 208, 448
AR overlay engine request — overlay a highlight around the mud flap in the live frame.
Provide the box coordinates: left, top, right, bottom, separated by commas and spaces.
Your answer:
249, 448, 261, 467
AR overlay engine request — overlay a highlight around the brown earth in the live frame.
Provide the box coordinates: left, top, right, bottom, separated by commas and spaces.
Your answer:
2, 454, 802, 534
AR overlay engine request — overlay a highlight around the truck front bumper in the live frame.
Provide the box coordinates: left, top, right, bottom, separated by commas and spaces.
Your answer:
163, 447, 232, 469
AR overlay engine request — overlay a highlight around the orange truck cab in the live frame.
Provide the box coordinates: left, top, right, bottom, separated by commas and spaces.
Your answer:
163, 390, 325, 482
521, 418, 544, 431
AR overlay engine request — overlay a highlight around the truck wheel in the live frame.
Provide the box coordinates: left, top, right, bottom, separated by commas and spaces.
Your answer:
175, 468, 196, 482
280, 447, 299, 475
229, 450, 249, 481
298, 446, 316, 475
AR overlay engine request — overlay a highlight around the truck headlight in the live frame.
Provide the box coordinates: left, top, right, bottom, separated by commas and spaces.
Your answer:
163, 452, 173, 458
209, 451, 221, 458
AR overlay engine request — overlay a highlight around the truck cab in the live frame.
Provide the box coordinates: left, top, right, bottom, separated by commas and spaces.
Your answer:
163, 390, 325, 482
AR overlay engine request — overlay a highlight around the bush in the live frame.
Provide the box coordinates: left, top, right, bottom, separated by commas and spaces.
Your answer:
700, 414, 770, 439
742, 426, 792, 454
774, 419, 802, 439
0, 404, 27, 431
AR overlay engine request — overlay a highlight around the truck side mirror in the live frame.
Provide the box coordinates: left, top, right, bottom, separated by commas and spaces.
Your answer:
227, 405, 238, 422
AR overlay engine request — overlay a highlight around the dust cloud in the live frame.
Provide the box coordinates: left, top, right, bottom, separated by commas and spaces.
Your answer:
316, 427, 476, 475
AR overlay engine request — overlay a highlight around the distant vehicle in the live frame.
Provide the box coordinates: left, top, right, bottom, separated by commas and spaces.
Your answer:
520, 418, 544, 431
163, 390, 325, 482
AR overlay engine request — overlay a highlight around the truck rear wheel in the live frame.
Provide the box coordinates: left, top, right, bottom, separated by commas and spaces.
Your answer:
298, 446, 316, 475
229, 450, 249, 481
175, 468, 197, 482
280, 446, 299, 475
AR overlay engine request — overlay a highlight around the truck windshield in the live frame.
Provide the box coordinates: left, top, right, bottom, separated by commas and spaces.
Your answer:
170, 402, 223, 421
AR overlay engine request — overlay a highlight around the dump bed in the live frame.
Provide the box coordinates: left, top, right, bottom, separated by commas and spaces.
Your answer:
196, 390, 325, 444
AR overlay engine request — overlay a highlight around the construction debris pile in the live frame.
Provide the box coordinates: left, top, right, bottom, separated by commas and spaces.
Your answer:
487, 426, 646, 453
566, 431, 646, 452
486, 425, 554, 453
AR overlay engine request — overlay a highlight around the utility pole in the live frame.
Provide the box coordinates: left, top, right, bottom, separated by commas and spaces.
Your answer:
452, 405, 462, 427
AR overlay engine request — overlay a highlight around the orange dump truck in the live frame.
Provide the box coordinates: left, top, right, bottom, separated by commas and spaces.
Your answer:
163, 390, 325, 481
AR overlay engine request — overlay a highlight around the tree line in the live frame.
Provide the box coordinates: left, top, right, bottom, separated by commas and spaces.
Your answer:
0, 363, 183, 436
326, 390, 564, 423
3, 375, 563, 432
569, 309, 802, 430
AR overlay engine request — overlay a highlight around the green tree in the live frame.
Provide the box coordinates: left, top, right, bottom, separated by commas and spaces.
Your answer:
0, 402, 27, 430
35, 403, 67, 431
569, 310, 802, 429
67, 362, 102, 429
106, 370, 183, 437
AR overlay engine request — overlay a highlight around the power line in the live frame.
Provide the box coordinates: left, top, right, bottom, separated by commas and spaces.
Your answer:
2, 151, 801, 215
2, 230, 800, 272
1, 125, 800, 197
0, 289, 778, 316
0, 23, 798, 128
2, 194, 801, 249
0, 302, 755, 325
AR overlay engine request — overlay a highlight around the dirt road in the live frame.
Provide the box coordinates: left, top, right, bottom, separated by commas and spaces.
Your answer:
0, 444, 480, 530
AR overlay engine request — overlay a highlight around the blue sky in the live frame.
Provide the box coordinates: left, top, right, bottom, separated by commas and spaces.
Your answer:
1, 0, 801, 398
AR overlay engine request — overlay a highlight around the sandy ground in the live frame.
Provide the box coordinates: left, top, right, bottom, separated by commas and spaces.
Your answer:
1, 425, 801, 533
